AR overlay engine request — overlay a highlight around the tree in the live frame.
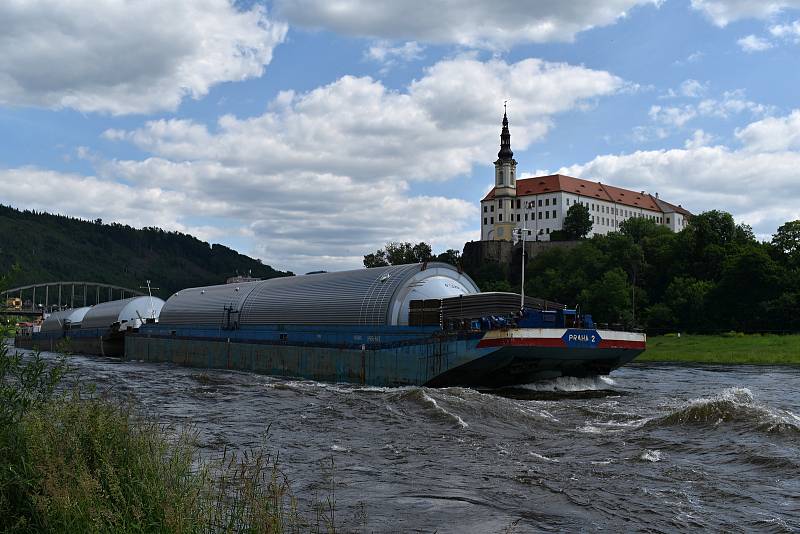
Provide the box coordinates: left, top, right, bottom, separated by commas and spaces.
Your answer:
363, 242, 435, 267
619, 217, 667, 243
578, 268, 632, 324
435, 249, 461, 266
772, 220, 800, 265
362, 251, 389, 268
562, 203, 592, 239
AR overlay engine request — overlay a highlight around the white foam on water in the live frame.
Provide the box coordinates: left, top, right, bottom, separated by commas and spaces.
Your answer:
639, 449, 662, 462
421, 392, 469, 429
330, 444, 349, 452
529, 452, 559, 462
517, 375, 616, 392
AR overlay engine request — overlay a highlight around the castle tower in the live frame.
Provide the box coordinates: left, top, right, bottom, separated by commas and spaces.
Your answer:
493, 107, 517, 241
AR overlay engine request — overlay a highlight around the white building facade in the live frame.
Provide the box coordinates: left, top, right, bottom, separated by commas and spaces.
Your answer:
480, 115, 690, 241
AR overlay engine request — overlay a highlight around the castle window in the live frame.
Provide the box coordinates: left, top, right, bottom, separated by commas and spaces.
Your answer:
517, 214, 521, 222
498, 199, 502, 209
491, 205, 494, 212
499, 213, 503, 222
483, 218, 487, 225
490, 217, 494, 224
538, 199, 542, 207
552, 210, 557, 219
667, 217, 671, 224
545, 198, 550, 206
525, 213, 528, 221
516, 199, 521, 209
545, 211, 549, 219
546, 228, 550, 234
538, 212, 542, 220
553, 198, 557, 205
483, 206, 487, 213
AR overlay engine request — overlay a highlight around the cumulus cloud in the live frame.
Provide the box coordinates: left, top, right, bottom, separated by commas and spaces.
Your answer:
276, 0, 659, 48
16, 56, 621, 273
647, 89, 771, 132
365, 41, 425, 71
735, 110, 800, 152
107, 57, 622, 183
691, 0, 800, 26
558, 110, 800, 238
0, 0, 287, 114
684, 129, 715, 148
737, 34, 774, 52
0, 167, 228, 240
770, 19, 800, 40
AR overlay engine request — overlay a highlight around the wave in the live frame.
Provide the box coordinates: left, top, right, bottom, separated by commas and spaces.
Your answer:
647, 387, 800, 435
515, 376, 616, 392
394, 388, 469, 429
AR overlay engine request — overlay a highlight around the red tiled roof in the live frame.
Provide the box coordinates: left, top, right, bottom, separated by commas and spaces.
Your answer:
481, 173, 677, 213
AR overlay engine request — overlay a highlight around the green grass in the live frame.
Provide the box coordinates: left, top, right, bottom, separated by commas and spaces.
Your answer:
0, 345, 341, 533
639, 333, 800, 365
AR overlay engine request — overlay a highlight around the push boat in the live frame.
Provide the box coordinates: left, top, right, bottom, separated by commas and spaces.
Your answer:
16, 263, 645, 387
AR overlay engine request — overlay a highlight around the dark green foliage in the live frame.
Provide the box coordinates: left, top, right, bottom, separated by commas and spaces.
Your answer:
510, 211, 800, 332
364, 241, 457, 267
562, 203, 592, 239
435, 248, 461, 266
772, 220, 800, 266
0, 205, 290, 298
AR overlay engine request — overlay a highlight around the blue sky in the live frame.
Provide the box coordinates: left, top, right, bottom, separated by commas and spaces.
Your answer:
2, 0, 800, 274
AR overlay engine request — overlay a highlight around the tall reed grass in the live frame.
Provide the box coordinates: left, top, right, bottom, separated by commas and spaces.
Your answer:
0, 343, 340, 533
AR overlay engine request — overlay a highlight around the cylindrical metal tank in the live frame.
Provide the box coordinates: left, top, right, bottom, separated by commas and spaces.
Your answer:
158, 281, 262, 327
81, 296, 165, 331
41, 306, 91, 333
158, 263, 479, 327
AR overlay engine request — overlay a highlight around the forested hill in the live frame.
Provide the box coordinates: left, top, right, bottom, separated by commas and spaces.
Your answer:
0, 205, 290, 298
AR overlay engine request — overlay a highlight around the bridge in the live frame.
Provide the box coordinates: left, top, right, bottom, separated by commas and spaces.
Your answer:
1, 281, 146, 317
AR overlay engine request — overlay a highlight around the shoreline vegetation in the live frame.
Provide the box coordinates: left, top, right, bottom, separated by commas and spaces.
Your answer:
0, 344, 341, 533
639, 333, 800, 365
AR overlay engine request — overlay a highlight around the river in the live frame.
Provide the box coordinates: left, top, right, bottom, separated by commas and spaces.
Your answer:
24, 349, 800, 533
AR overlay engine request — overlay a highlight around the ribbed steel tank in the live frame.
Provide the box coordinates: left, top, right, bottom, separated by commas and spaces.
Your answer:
159, 263, 479, 327
158, 281, 262, 327
81, 296, 165, 331
41, 306, 91, 333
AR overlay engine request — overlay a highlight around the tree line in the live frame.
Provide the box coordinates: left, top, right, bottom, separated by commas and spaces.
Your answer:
0, 205, 289, 298
365, 211, 800, 333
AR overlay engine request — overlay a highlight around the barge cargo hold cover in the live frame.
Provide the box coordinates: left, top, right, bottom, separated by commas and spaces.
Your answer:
125, 263, 645, 387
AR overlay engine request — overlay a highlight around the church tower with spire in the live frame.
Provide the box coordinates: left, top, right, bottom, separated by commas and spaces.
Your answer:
492, 106, 517, 241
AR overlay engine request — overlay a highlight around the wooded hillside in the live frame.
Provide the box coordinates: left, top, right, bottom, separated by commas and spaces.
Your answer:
0, 205, 289, 298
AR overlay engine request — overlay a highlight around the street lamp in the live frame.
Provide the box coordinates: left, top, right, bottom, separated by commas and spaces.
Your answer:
514, 200, 537, 312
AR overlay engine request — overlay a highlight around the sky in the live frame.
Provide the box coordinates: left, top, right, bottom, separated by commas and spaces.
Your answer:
2, 0, 800, 274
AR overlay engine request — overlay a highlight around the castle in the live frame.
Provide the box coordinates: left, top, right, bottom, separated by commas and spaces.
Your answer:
481, 111, 691, 241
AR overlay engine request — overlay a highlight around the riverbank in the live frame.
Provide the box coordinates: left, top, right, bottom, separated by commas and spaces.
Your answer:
638, 333, 800, 365
0, 345, 337, 532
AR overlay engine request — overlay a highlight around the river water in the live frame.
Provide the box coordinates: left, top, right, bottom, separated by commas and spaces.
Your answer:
24, 348, 800, 533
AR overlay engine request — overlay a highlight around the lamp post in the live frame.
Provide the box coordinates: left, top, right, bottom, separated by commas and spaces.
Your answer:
514, 200, 537, 312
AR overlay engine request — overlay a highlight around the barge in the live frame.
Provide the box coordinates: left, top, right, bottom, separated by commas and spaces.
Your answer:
16, 263, 645, 387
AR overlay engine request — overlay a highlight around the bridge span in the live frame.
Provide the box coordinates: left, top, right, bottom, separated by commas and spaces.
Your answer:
1, 281, 145, 316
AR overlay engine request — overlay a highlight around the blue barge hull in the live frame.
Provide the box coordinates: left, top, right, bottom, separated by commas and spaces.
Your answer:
123, 324, 645, 387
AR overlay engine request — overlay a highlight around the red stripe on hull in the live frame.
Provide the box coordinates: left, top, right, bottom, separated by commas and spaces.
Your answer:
478, 338, 563, 348
477, 338, 646, 350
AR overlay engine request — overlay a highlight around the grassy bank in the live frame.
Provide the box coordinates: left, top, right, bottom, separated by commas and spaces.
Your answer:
0, 345, 338, 533
638, 333, 800, 365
